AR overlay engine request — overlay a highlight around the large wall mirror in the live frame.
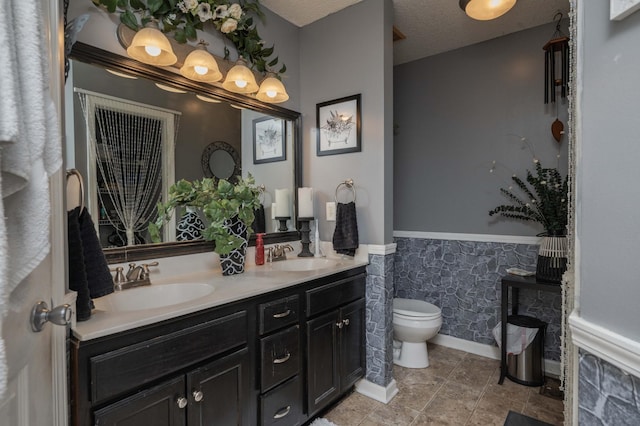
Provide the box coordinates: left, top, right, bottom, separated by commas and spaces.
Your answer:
67, 42, 301, 263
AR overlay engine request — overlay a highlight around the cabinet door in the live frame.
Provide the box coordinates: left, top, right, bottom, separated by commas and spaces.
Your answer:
306, 310, 340, 416
339, 298, 366, 391
186, 348, 252, 426
94, 376, 186, 426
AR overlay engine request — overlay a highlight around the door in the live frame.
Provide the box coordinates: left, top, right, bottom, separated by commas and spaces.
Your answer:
0, 1, 69, 425
306, 310, 340, 416
339, 298, 366, 391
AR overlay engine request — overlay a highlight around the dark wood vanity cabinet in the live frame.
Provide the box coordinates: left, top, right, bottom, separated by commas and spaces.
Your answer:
71, 267, 366, 426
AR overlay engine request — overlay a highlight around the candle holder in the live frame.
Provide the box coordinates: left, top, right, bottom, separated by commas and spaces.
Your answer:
297, 217, 314, 257
275, 216, 290, 232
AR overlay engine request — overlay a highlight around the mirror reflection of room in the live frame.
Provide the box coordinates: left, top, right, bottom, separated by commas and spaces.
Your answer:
66, 59, 294, 248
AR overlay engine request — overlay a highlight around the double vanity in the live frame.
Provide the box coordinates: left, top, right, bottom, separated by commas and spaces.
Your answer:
70, 250, 368, 425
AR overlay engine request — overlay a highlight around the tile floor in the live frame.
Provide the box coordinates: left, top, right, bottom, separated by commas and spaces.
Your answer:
324, 344, 564, 426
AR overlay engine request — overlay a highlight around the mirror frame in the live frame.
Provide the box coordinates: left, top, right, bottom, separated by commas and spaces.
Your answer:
69, 42, 302, 263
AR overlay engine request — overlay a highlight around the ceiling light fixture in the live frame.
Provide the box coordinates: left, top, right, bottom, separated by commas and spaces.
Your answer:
195, 94, 222, 103
222, 57, 259, 94
126, 21, 177, 66
256, 73, 289, 104
180, 41, 222, 83
154, 83, 187, 94
459, 0, 516, 21
105, 69, 138, 79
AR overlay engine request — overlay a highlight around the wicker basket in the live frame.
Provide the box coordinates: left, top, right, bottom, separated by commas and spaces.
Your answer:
536, 235, 567, 284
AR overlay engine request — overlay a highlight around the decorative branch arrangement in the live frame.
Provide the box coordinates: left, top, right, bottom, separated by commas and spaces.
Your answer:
92, 0, 286, 75
489, 160, 568, 235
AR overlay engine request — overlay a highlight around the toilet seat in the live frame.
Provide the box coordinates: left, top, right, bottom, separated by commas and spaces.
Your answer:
393, 298, 441, 319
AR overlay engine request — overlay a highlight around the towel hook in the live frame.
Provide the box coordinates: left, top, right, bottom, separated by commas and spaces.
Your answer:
66, 169, 85, 212
335, 179, 356, 204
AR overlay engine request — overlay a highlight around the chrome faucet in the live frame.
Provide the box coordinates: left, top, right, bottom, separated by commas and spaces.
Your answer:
268, 244, 294, 262
111, 262, 159, 291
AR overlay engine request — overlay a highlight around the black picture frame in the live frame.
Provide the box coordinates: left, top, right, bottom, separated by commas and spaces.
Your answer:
316, 94, 361, 156
253, 116, 286, 164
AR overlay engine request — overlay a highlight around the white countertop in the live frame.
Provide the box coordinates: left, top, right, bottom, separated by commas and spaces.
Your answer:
72, 244, 368, 342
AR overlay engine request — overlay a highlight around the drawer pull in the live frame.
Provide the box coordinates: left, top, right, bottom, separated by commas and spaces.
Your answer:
343, 318, 350, 326
192, 390, 204, 402
273, 351, 291, 364
273, 405, 291, 419
272, 309, 291, 319
336, 321, 343, 329
177, 397, 188, 409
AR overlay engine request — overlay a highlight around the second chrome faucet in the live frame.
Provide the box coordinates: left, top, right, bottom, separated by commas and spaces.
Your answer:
267, 244, 294, 262
111, 261, 159, 291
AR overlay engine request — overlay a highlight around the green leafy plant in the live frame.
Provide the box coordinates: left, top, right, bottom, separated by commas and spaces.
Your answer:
149, 174, 261, 254
489, 161, 568, 235
92, 0, 286, 76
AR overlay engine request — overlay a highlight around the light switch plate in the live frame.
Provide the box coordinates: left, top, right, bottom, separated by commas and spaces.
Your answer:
326, 202, 336, 221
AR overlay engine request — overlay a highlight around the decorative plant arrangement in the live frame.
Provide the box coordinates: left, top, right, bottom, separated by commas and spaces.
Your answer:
489, 159, 568, 236
149, 175, 261, 275
92, 0, 286, 75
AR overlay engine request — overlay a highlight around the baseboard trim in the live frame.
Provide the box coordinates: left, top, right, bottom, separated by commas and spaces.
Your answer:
393, 231, 541, 245
355, 378, 399, 404
431, 333, 561, 377
569, 312, 640, 378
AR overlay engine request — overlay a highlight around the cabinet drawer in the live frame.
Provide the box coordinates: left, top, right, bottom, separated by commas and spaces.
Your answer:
259, 295, 299, 335
306, 274, 365, 317
260, 325, 300, 392
90, 311, 247, 404
260, 376, 303, 426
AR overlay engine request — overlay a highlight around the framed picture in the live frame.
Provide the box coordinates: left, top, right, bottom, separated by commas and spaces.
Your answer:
610, 0, 640, 20
253, 116, 286, 164
316, 94, 361, 156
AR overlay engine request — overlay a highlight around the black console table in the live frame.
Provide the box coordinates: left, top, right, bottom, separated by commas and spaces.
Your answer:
499, 275, 561, 385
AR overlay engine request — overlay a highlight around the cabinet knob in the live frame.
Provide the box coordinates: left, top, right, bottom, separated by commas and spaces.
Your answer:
273, 351, 291, 364
343, 318, 350, 326
272, 309, 291, 319
192, 390, 204, 402
177, 397, 188, 409
336, 321, 343, 329
273, 405, 291, 419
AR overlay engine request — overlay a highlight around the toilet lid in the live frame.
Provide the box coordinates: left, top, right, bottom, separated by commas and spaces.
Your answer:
393, 298, 441, 317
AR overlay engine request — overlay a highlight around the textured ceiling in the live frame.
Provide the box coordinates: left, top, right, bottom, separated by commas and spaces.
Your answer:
260, 0, 570, 65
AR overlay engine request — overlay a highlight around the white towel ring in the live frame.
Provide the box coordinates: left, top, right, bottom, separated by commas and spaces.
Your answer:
335, 179, 356, 204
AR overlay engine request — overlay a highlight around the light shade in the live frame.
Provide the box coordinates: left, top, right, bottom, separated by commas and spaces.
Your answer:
180, 43, 222, 82
127, 22, 177, 66
222, 58, 259, 94
459, 0, 516, 20
256, 74, 289, 103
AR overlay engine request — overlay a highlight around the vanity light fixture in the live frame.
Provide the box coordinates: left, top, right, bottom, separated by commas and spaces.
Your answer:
180, 41, 222, 83
126, 21, 177, 66
154, 83, 187, 94
459, 0, 516, 20
222, 57, 259, 94
195, 94, 222, 103
256, 72, 289, 103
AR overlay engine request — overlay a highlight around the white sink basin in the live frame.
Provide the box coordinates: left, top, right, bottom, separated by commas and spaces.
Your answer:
97, 283, 215, 311
268, 258, 339, 272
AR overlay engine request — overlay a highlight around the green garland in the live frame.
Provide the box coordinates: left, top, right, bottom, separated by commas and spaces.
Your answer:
92, 0, 286, 76
489, 161, 568, 235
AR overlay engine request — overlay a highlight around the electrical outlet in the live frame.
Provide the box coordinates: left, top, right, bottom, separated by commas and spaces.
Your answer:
326, 202, 336, 221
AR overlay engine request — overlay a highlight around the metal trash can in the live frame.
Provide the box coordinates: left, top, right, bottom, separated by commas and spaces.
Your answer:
506, 315, 546, 386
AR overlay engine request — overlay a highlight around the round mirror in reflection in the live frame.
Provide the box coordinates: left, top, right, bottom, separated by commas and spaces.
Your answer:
201, 141, 241, 184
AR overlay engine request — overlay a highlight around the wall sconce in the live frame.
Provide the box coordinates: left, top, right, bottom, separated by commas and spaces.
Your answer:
222, 57, 259, 94
459, 0, 516, 20
126, 21, 177, 66
179, 41, 222, 83
256, 73, 289, 103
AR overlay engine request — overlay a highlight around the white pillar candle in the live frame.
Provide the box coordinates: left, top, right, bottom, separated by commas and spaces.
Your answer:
298, 187, 314, 218
274, 189, 290, 217
271, 202, 277, 220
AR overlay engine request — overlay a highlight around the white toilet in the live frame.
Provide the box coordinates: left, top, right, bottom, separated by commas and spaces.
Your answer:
392, 298, 442, 368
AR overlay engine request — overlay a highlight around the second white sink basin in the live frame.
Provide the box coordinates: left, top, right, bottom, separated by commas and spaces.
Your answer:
268, 258, 339, 272
97, 283, 215, 312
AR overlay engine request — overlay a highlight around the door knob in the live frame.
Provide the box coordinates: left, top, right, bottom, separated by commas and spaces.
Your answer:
30, 301, 72, 332
177, 397, 188, 409
192, 390, 204, 402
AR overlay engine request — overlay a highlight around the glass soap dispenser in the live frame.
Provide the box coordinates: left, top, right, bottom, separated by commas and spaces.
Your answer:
255, 233, 265, 265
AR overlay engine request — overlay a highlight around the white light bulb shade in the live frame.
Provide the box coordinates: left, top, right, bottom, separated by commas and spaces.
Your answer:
222, 59, 259, 94
459, 0, 516, 20
126, 25, 177, 66
180, 48, 222, 82
256, 76, 289, 103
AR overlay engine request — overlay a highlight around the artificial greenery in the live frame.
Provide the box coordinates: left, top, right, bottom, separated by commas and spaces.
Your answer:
92, 0, 286, 76
149, 174, 261, 254
489, 160, 568, 235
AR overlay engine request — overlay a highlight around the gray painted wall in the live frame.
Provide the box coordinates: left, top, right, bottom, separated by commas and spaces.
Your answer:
578, 0, 640, 342
299, 0, 394, 245
394, 22, 569, 236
